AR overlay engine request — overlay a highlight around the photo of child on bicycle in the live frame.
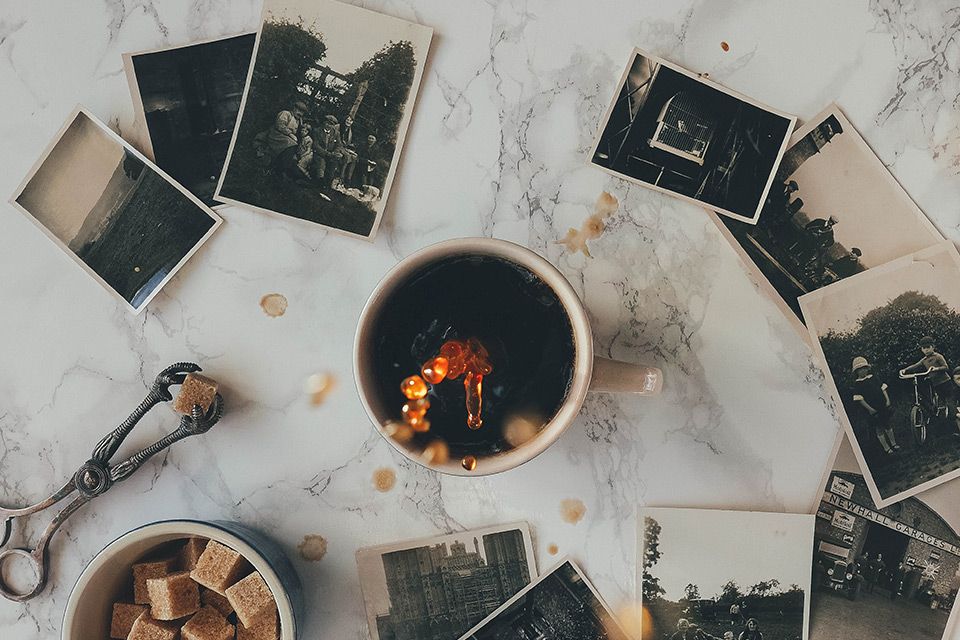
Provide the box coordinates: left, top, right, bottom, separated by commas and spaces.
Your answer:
800, 242, 960, 507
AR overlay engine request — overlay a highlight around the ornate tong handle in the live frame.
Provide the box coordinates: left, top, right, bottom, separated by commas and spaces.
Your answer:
0, 363, 223, 602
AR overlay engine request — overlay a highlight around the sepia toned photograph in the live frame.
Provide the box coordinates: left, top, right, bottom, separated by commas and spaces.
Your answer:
123, 32, 256, 207
590, 48, 795, 224
459, 559, 630, 640
639, 507, 814, 640
215, 0, 432, 239
356, 523, 537, 640
9, 107, 221, 313
800, 242, 960, 507
709, 104, 944, 340
810, 436, 960, 640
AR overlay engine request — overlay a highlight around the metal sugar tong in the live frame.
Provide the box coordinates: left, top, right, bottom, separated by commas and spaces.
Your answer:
0, 363, 224, 601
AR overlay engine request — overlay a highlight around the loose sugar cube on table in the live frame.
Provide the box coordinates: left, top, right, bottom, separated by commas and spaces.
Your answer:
190, 540, 248, 594
110, 602, 147, 639
225, 572, 276, 628
178, 537, 209, 571
201, 587, 234, 617
146, 571, 200, 620
237, 611, 279, 640
181, 605, 235, 640
174, 373, 219, 414
127, 611, 179, 640
132, 558, 175, 604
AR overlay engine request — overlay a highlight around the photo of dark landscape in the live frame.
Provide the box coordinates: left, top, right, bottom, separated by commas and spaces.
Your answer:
126, 33, 256, 206
13, 109, 220, 311
592, 49, 794, 223
357, 525, 536, 640
216, 0, 432, 238
462, 560, 629, 640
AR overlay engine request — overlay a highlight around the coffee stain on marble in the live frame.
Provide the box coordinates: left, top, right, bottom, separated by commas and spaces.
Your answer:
556, 192, 620, 257
260, 293, 288, 317
560, 498, 586, 524
305, 372, 336, 406
547, 543, 559, 555
721, 40, 730, 52
298, 534, 327, 562
373, 467, 396, 492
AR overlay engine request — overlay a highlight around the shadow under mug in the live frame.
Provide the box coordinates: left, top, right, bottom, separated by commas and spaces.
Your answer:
353, 238, 662, 475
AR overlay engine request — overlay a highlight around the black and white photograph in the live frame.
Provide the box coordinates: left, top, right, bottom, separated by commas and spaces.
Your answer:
9, 107, 221, 313
123, 32, 256, 207
589, 48, 795, 224
639, 507, 814, 640
810, 436, 960, 640
799, 242, 960, 508
356, 523, 537, 640
215, 0, 432, 239
710, 104, 944, 340
458, 559, 630, 640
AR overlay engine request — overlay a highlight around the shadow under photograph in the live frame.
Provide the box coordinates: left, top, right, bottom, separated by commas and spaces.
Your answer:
10, 108, 221, 313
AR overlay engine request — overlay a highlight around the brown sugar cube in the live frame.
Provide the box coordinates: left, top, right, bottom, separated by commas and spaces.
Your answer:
181, 605, 235, 640
110, 602, 147, 639
132, 558, 175, 604
146, 571, 200, 620
127, 611, 178, 640
174, 373, 219, 414
190, 540, 248, 595
201, 587, 234, 617
178, 537, 209, 571
237, 610, 279, 640
225, 572, 276, 628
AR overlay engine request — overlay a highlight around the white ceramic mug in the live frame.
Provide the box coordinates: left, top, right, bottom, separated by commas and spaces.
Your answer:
354, 238, 662, 475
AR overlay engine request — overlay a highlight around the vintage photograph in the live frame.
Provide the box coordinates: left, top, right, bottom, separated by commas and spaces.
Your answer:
639, 507, 814, 640
215, 0, 432, 239
459, 559, 630, 640
9, 107, 221, 313
124, 32, 256, 207
590, 48, 795, 224
710, 104, 944, 339
810, 436, 960, 640
356, 523, 537, 640
800, 242, 960, 507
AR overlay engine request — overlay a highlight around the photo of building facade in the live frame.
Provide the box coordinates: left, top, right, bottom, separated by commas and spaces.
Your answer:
375, 530, 531, 640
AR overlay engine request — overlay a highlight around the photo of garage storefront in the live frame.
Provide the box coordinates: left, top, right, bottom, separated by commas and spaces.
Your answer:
811, 440, 960, 640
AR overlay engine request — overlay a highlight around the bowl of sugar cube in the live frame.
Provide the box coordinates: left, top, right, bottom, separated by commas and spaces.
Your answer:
61, 520, 303, 640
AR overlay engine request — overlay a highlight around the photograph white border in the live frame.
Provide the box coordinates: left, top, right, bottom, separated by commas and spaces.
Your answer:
8, 105, 223, 315
708, 103, 944, 345
213, 0, 433, 241
456, 557, 629, 640
122, 31, 256, 211
588, 47, 797, 225
638, 506, 814, 640
356, 521, 539, 640
799, 241, 960, 508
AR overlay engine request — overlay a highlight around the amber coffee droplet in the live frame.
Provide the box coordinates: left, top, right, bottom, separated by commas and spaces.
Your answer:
461, 455, 477, 471
401, 375, 428, 399
464, 371, 483, 430
421, 356, 449, 384
422, 440, 449, 464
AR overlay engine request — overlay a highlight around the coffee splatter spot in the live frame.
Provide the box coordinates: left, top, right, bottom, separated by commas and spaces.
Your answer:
721, 41, 730, 52
555, 192, 619, 257
373, 467, 396, 492
298, 534, 327, 562
560, 498, 586, 524
260, 293, 288, 317
547, 543, 559, 555
304, 372, 336, 406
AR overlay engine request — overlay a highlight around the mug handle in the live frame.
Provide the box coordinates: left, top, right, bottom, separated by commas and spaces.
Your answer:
589, 356, 662, 394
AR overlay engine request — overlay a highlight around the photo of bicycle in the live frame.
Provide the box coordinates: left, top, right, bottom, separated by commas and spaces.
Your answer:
800, 242, 960, 507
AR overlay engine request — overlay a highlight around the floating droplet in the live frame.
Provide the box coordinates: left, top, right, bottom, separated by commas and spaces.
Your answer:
721, 40, 730, 52
422, 440, 449, 465
461, 455, 477, 471
421, 357, 449, 384
503, 413, 542, 447
384, 421, 414, 443
400, 375, 428, 399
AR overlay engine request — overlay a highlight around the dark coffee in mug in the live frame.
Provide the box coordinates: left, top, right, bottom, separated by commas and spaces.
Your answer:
370, 254, 576, 459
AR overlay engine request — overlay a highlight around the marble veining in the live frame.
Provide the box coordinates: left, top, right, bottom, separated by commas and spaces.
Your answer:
1, 0, 959, 637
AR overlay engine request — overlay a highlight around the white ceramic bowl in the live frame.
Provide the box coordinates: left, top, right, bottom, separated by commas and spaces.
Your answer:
62, 520, 302, 640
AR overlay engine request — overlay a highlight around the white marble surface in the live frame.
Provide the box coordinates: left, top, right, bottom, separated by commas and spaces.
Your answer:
1, 0, 959, 637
